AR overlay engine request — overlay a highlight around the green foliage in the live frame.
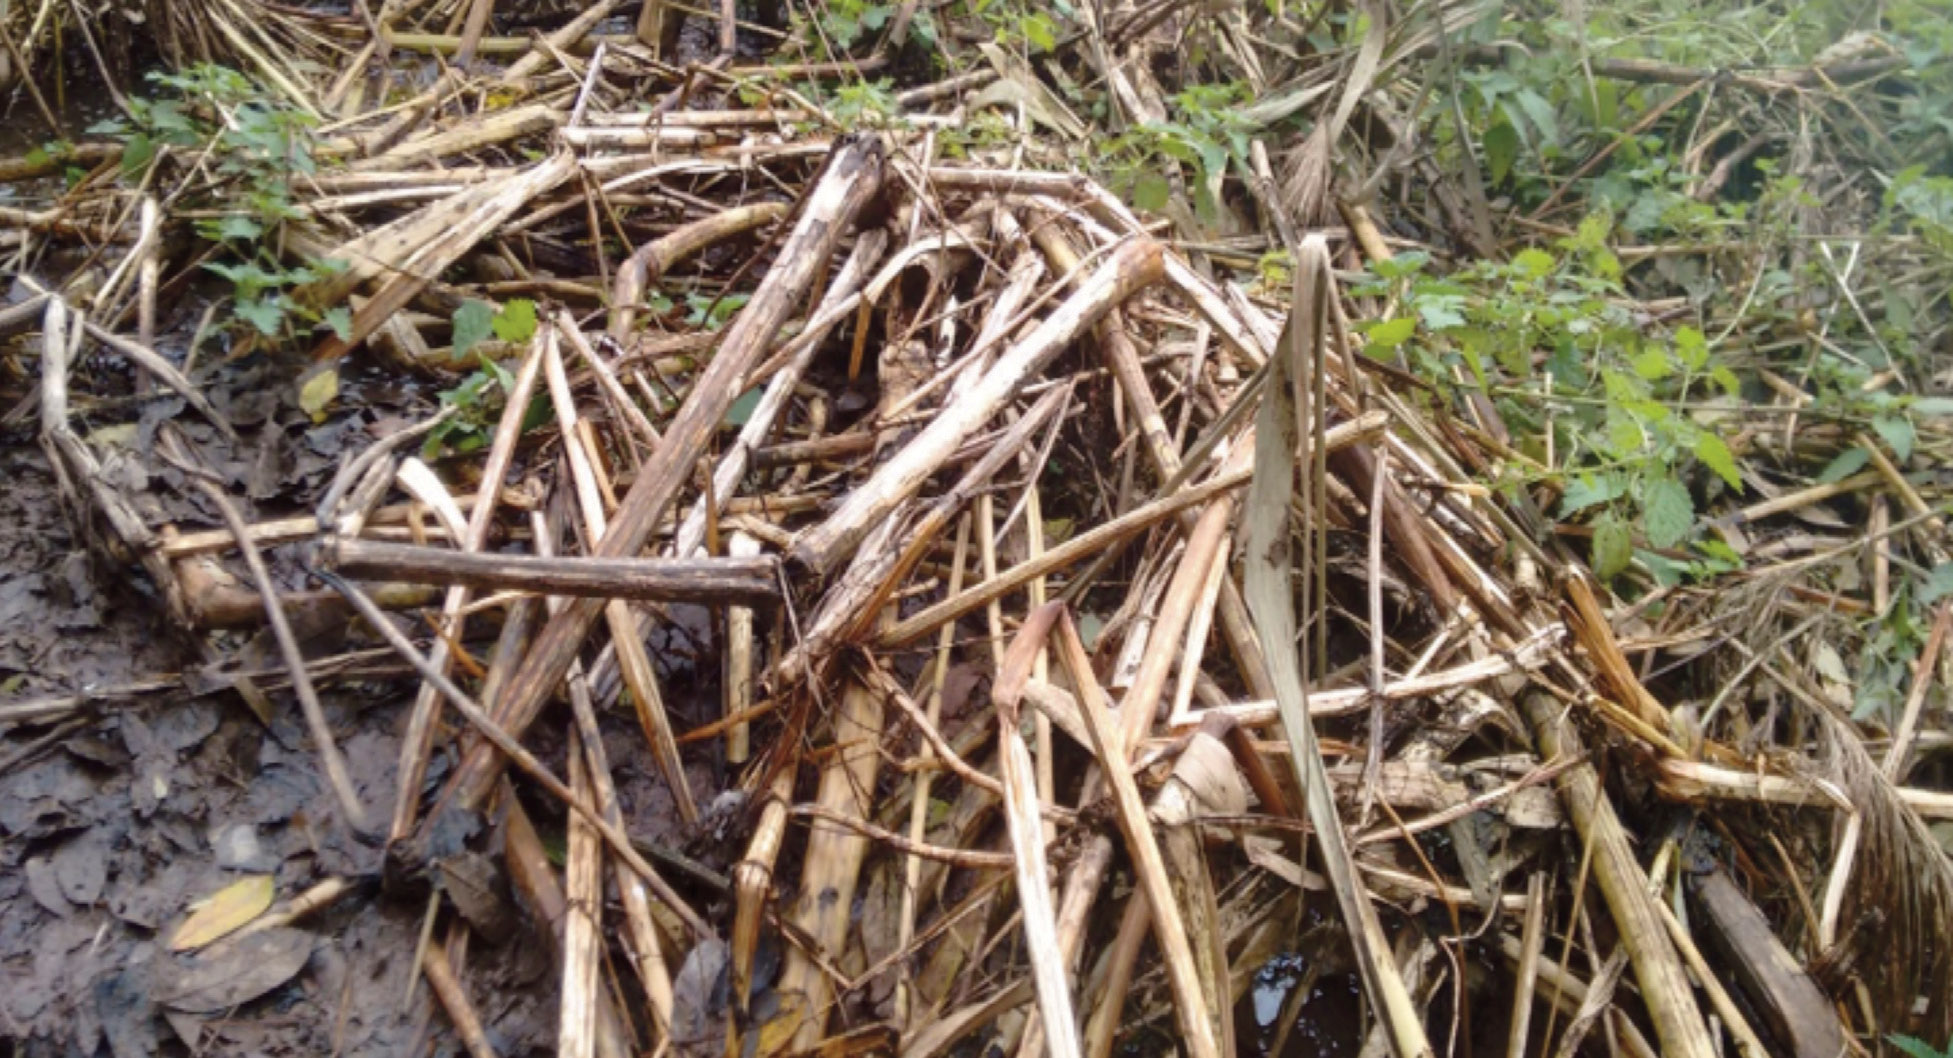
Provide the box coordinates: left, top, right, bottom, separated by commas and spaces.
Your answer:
451, 298, 538, 358
1100, 81, 1257, 219
424, 352, 519, 459
828, 79, 903, 128
685, 292, 752, 330
963, 0, 1067, 53
814, 0, 893, 50
1888, 1037, 1953, 1058
92, 64, 340, 345
1355, 218, 1749, 585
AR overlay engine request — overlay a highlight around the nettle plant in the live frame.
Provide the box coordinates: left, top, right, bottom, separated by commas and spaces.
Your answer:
92, 64, 348, 344
1101, 81, 1258, 220
1356, 214, 1746, 586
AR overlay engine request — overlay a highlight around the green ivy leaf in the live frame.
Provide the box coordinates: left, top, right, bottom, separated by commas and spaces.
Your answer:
1591, 514, 1632, 581
1873, 416, 1915, 463
452, 300, 496, 357
1693, 432, 1741, 489
492, 298, 538, 344
1640, 477, 1693, 550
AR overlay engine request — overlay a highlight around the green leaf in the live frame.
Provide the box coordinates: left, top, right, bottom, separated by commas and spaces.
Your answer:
322, 306, 353, 341
1674, 325, 1708, 371
1020, 12, 1056, 50
1884, 1036, 1950, 1058
1132, 173, 1170, 212
724, 386, 764, 426
234, 298, 286, 336
1630, 346, 1671, 381
1484, 120, 1519, 185
1817, 448, 1870, 484
1512, 88, 1560, 146
452, 300, 496, 357
492, 298, 538, 344
1708, 364, 1742, 396
1591, 514, 1632, 581
1364, 317, 1417, 350
1561, 473, 1626, 516
1873, 416, 1915, 462
214, 215, 264, 242
1512, 247, 1555, 278
1640, 477, 1693, 550
1693, 432, 1741, 489
1911, 397, 1953, 416
121, 132, 157, 178
1638, 549, 1689, 588
1921, 563, 1953, 606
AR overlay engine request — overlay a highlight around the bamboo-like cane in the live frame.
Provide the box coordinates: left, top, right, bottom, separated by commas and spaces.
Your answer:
427, 136, 883, 830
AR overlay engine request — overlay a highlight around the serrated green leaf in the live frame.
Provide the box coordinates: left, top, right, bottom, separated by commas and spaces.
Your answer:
1591, 514, 1632, 581
1817, 448, 1870, 484
234, 298, 285, 336
1640, 477, 1693, 549
492, 299, 538, 343
452, 300, 496, 357
214, 215, 263, 242
1560, 473, 1625, 516
1364, 317, 1416, 350
1512, 247, 1555, 278
1873, 416, 1915, 462
1694, 432, 1741, 489
322, 306, 353, 341
1630, 346, 1671, 381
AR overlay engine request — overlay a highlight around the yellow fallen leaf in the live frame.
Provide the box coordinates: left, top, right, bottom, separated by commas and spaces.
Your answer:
298, 366, 339, 423
169, 874, 275, 952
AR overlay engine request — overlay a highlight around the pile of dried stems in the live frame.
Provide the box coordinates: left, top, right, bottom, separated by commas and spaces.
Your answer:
3, 1, 1951, 1056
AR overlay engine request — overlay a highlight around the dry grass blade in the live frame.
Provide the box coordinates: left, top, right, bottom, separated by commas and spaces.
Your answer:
1241, 233, 1431, 1058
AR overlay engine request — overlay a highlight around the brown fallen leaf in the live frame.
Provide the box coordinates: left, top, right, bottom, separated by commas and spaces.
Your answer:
154, 927, 313, 1013
169, 874, 275, 952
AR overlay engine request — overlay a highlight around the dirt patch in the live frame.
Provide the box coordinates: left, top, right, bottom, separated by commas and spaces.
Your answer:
0, 445, 569, 1057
